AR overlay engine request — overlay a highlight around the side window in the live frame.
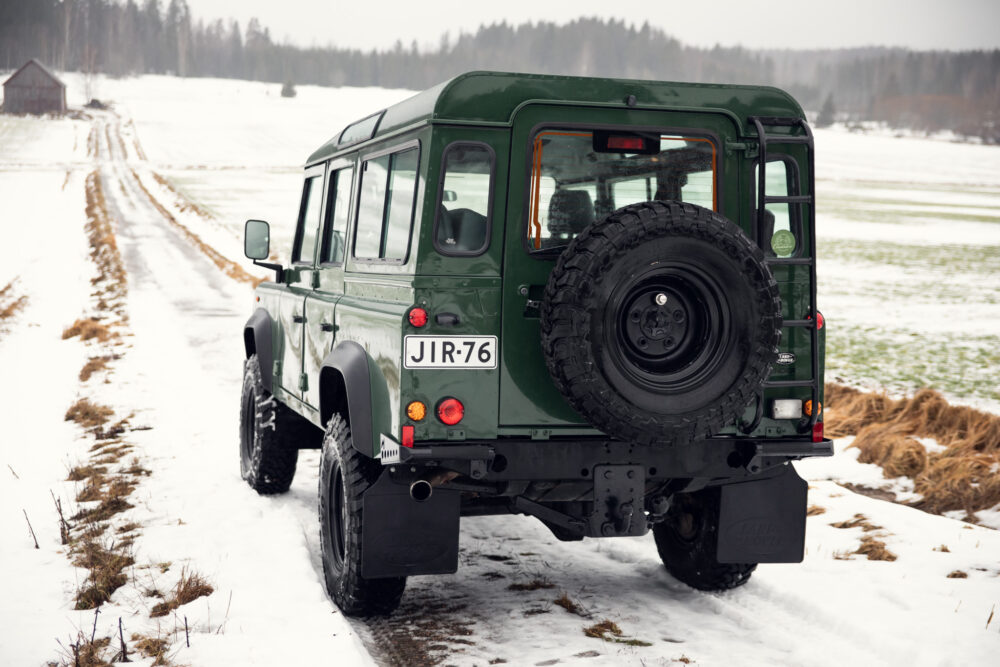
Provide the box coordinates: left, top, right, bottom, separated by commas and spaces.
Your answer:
322, 166, 354, 264
435, 143, 494, 255
354, 146, 419, 261
754, 158, 799, 257
293, 175, 323, 264
383, 148, 418, 260
355, 155, 389, 258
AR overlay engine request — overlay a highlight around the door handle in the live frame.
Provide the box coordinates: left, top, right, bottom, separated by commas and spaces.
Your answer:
320, 322, 336, 332
292, 314, 305, 324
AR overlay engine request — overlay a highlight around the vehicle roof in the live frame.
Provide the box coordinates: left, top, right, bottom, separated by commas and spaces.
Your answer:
307, 71, 805, 164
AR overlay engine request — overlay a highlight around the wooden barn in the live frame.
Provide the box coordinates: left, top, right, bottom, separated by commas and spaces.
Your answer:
2, 59, 66, 114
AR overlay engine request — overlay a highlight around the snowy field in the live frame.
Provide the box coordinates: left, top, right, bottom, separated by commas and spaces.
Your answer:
1, 73, 999, 666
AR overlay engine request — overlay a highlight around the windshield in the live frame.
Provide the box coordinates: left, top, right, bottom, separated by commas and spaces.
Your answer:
527, 130, 716, 251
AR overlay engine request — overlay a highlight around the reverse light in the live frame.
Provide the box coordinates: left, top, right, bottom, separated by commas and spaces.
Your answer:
401, 425, 414, 447
804, 400, 822, 417
408, 307, 428, 328
812, 421, 824, 443
772, 399, 803, 420
437, 398, 465, 425
406, 401, 427, 422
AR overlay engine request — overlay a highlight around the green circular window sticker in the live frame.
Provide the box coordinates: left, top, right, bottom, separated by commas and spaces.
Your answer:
771, 229, 796, 256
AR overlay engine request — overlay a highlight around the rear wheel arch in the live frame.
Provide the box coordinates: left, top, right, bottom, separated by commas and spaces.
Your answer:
320, 341, 390, 458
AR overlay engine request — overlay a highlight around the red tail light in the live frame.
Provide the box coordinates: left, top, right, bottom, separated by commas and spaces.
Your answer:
401, 425, 414, 447
437, 398, 464, 425
812, 421, 824, 443
408, 307, 428, 328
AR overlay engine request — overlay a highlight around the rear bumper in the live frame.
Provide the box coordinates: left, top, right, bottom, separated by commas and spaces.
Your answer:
380, 435, 833, 482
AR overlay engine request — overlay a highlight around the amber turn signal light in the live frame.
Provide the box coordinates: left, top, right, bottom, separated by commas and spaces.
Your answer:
406, 401, 427, 421
804, 400, 822, 416
437, 398, 464, 425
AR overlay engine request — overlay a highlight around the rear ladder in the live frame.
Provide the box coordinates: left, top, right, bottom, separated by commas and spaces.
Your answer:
747, 116, 820, 435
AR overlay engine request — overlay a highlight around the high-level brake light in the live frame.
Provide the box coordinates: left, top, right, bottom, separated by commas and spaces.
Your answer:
607, 136, 646, 151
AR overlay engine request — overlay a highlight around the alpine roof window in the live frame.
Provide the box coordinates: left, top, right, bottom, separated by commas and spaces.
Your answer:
293, 174, 323, 264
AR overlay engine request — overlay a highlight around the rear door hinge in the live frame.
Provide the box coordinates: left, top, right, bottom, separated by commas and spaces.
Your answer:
298, 372, 309, 392
726, 139, 758, 159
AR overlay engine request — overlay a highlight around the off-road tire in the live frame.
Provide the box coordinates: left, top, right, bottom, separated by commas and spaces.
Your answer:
653, 487, 756, 591
319, 414, 406, 616
540, 201, 781, 446
239, 354, 299, 494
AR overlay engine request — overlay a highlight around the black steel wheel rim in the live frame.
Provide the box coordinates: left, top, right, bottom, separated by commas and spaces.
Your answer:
240, 388, 254, 468
605, 263, 731, 394
329, 460, 347, 568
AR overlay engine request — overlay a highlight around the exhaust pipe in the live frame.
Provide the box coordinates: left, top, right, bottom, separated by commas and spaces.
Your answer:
409, 479, 433, 502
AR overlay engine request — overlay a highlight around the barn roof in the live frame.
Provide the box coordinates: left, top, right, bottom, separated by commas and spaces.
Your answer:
3, 59, 66, 89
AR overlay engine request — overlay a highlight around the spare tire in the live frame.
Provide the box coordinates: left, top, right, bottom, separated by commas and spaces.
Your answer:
540, 201, 781, 446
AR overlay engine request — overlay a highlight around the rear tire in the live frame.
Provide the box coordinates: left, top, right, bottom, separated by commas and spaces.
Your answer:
319, 414, 406, 616
239, 354, 298, 494
653, 487, 757, 591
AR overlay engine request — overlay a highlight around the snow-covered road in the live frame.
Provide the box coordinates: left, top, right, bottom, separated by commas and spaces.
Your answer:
2, 75, 999, 666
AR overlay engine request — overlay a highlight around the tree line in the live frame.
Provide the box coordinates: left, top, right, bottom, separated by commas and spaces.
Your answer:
2, 0, 997, 141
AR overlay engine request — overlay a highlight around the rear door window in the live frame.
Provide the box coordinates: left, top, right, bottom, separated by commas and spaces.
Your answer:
528, 130, 717, 251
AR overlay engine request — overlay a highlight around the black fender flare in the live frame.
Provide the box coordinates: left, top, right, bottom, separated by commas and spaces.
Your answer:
320, 341, 390, 458
243, 309, 274, 394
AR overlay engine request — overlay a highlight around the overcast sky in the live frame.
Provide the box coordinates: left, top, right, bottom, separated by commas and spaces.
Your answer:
181, 0, 1000, 52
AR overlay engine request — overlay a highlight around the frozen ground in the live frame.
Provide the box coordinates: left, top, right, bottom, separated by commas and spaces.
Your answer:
1, 74, 999, 666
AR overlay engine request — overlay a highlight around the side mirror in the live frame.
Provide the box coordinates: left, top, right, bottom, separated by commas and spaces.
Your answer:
244, 219, 270, 260
244, 219, 284, 283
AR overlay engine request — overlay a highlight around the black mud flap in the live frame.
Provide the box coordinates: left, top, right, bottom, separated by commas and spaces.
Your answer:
717, 463, 807, 563
361, 473, 460, 578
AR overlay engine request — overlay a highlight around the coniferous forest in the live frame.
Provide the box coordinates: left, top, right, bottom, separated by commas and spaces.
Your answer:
2, 0, 998, 141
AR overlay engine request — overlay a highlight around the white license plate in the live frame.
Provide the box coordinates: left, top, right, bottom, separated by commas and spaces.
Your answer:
403, 335, 497, 369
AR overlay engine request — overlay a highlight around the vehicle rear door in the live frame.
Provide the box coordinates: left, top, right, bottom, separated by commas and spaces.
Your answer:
499, 103, 738, 429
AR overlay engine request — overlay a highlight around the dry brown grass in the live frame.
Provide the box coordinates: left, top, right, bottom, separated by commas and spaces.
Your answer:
507, 579, 555, 591
0, 279, 28, 324
72, 539, 135, 609
583, 620, 652, 647
807, 505, 827, 516
65, 398, 115, 429
152, 171, 214, 218
67, 464, 108, 482
150, 568, 214, 617
62, 318, 114, 343
56, 634, 112, 667
131, 634, 170, 665
84, 171, 128, 314
80, 355, 115, 381
947, 570, 968, 578
825, 383, 1000, 517
554, 593, 588, 617
854, 536, 897, 562
830, 513, 882, 532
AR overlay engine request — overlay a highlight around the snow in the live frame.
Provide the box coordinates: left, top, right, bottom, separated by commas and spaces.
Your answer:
2, 73, 999, 666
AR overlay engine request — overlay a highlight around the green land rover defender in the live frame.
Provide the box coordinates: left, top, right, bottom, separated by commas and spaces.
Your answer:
239, 71, 832, 616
